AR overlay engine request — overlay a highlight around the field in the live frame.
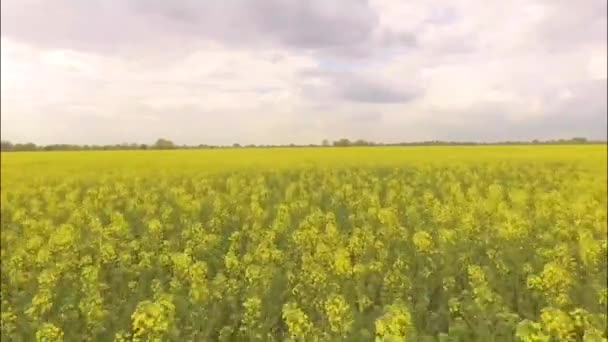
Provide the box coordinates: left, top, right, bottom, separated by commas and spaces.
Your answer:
1, 146, 607, 341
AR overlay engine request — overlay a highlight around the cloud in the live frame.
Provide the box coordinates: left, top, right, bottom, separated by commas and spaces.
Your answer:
338, 77, 420, 103
299, 68, 423, 104
1, 0, 606, 145
1, 0, 381, 53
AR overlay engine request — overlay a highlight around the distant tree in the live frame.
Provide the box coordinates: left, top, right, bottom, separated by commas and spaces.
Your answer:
571, 137, 588, 143
2, 136, 603, 152
13, 142, 37, 151
154, 138, 175, 149
1, 140, 13, 151
333, 138, 351, 147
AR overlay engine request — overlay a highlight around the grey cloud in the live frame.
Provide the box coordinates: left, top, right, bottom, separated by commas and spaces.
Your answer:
534, 0, 607, 52
1, 0, 606, 145
423, 7, 458, 26
411, 0, 606, 59
300, 69, 422, 104
0, 0, 422, 66
425, 110, 607, 142
308, 29, 418, 61
338, 78, 420, 103
0, 1, 147, 52
1, 99, 256, 145
1, 0, 380, 53
350, 111, 383, 123
540, 80, 607, 138
377, 30, 418, 47
420, 80, 607, 142
130, 0, 380, 49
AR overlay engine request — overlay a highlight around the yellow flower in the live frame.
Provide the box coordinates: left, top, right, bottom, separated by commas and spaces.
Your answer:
332, 248, 353, 276
375, 302, 414, 341
324, 294, 353, 336
282, 302, 312, 339
539, 262, 573, 306
131, 296, 175, 341
36, 323, 64, 342
540, 308, 576, 342
412, 231, 433, 254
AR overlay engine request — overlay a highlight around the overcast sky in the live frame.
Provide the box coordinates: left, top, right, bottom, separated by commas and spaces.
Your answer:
1, 0, 606, 145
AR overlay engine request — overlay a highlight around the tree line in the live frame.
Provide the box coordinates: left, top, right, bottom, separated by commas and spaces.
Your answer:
0, 137, 603, 152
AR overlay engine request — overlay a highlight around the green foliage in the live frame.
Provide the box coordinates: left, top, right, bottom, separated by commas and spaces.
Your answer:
154, 138, 175, 150
0, 137, 603, 152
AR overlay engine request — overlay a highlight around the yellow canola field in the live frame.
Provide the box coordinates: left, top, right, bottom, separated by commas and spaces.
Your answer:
1, 145, 606, 341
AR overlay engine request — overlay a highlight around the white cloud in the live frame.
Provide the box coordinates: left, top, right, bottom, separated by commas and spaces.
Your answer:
1, 0, 606, 144
588, 48, 608, 81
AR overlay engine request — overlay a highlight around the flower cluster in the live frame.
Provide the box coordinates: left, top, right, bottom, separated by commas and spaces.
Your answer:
1, 153, 606, 340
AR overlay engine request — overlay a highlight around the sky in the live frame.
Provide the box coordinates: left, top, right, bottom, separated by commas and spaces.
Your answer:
1, 0, 606, 145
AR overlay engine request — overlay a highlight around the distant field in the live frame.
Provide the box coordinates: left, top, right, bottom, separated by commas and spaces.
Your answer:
2, 145, 606, 184
1, 145, 606, 340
